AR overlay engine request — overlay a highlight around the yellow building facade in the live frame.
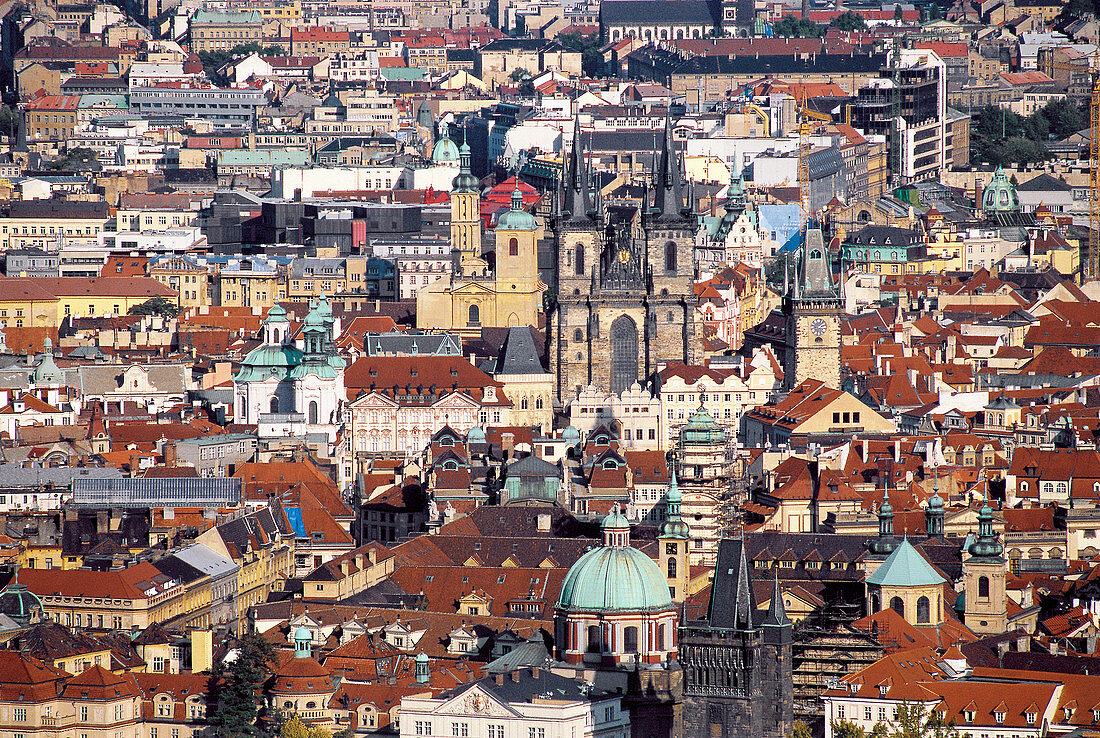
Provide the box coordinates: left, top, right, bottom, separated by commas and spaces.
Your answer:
416, 153, 544, 333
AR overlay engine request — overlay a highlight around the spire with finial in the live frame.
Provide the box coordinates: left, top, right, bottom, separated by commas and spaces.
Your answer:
660, 467, 689, 540
968, 502, 1004, 560
452, 126, 478, 193
869, 487, 898, 556
563, 115, 590, 222
761, 571, 792, 645
926, 461, 944, 540
653, 106, 685, 221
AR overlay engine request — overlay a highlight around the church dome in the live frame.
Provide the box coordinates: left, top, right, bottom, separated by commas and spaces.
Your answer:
234, 344, 303, 381
431, 135, 460, 165
557, 512, 672, 615
680, 406, 725, 446
496, 185, 537, 231
981, 167, 1020, 215
266, 304, 289, 323
0, 575, 42, 625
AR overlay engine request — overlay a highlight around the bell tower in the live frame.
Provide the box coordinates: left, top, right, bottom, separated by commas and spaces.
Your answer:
782, 229, 842, 389
963, 503, 1008, 635
450, 133, 482, 273
658, 468, 690, 602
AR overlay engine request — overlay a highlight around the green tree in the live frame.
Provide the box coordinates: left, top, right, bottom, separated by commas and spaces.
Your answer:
206, 634, 277, 738
772, 14, 824, 37
829, 10, 867, 30
508, 67, 531, 83
876, 702, 960, 738
47, 147, 101, 172
0, 104, 16, 140
833, 719, 868, 738
559, 32, 604, 77
787, 720, 814, 738
1059, 0, 1100, 20
280, 716, 330, 738
128, 296, 181, 320
198, 43, 286, 83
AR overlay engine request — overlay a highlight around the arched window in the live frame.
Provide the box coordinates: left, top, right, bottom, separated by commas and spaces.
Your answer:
665, 242, 677, 272
657, 623, 666, 650
574, 328, 584, 342
272, 328, 280, 344
890, 596, 904, 617
508, 237, 518, 256
978, 576, 990, 599
468, 304, 480, 325
269, 397, 279, 414
575, 244, 585, 276
308, 401, 319, 425
916, 596, 930, 624
610, 315, 638, 395
870, 593, 880, 613
667, 557, 677, 578
587, 625, 601, 652
535, 397, 543, 409
520, 397, 528, 410
623, 626, 639, 653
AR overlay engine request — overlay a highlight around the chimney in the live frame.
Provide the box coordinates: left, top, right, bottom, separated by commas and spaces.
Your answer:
190, 629, 213, 673
164, 441, 178, 467
495, 673, 504, 685
510, 671, 520, 683
894, 439, 901, 463
537, 513, 551, 533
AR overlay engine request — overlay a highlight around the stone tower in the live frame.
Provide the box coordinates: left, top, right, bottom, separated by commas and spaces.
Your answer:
658, 469, 690, 602
782, 229, 842, 389
550, 112, 697, 406
963, 503, 1008, 635
680, 539, 793, 738
450, 135, 482, 272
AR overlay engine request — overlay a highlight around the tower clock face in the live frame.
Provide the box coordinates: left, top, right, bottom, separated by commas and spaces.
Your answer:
810, 318, 828, 337
618, 248, 631, 264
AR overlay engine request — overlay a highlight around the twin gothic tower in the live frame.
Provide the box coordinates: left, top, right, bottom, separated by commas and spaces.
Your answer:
549, 114, 698, 406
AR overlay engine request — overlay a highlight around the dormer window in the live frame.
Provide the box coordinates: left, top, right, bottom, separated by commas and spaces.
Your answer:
964, 711, 975, 724
994, 712, 1005, 725
1026, 712, 1036, 725
878, 685, 888, 697
1063, 708, 1073, 721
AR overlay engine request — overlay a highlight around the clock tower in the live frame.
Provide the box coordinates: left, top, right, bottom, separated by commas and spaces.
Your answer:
783, 228, 842, 390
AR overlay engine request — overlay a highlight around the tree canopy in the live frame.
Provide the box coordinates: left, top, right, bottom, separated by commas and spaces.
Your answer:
969, 99, 1089, 167
128, 296, 181, 320
829, 11, 867, 30
198, 43, 286, 84
772, 14, 824, 37
205, 634, 277, 738
558, 32, 604, 77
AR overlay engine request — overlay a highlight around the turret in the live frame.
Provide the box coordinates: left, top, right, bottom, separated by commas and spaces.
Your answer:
868, 488, 898, 557
761, 573, 792, 645
564, 115, 591, 222
968, 503, 1004, 561
653, 108, 686, 221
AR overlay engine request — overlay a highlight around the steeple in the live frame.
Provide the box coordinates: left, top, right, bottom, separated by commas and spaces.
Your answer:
653, 107, 685, 221
795, 228, 837, 300
968, 503, 1004, 561
452, 128, 478, 193
564, 115, 590, 222
926, 466, 944, 541
869, 488, 898, 556
761, 572, 792, 644
659, 468, 689, 539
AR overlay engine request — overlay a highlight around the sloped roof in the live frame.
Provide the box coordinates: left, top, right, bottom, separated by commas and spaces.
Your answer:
866, 538, 947, 587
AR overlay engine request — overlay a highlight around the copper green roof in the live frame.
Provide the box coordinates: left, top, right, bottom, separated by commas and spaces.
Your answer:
234, 344, 304, 382
866, 538, 946, 587
556, 545, 672, 614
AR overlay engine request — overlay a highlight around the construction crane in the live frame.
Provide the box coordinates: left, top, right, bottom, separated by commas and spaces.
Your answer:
1032, 55, 1100, 280
797, 107, 833, 237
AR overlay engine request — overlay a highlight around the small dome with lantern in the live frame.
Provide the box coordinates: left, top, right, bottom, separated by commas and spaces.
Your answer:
981, 167, 1020, 215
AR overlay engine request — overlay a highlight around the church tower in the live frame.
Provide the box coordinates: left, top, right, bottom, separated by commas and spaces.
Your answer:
963, 503, 1008, 635
491, 184, 544, 328
550, 111, 698, 406
450, 136, 482, 273
782, 229, 842, 389
658, 469, 690, 602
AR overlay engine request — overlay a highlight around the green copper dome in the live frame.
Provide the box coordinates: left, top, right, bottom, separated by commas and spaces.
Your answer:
496, 185, 537, 231
981, 167, 1020, 215
0, 574, 42, 625
431, 133, 460, 164
234, 344, 304, 382
557, 546, 673, 614
680, 405, 725, 445
866, 538, 946, 587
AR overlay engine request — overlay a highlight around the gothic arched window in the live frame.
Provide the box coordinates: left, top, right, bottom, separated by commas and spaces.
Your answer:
916, 596, 930, 624
610, 315, 638, 395
574, 328, 583, 342
575, 244, 585, 276
665, 242, 677, 272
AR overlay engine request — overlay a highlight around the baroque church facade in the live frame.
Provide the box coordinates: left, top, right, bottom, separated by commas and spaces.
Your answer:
550, 115, 699, 406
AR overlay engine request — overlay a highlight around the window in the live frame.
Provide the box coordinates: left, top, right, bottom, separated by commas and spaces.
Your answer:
488, 727, 504, 738
865, 706, 872, 721
13, 708, 27, 722
528, 729, 545, 738
414, 721, 432, 736
978, 575, 989, 599
623, 626, 638, 653
837, 705, 845, 720
508, 237, 518, 256
994, 711, 1005, 725
468, 304, 479, 325
916, 596, 930, 624
890, 597, 904, 617
574, 244, 584, 275
451, 723, 468, 737
665, 242, 677, 272
667, 557, 677, 578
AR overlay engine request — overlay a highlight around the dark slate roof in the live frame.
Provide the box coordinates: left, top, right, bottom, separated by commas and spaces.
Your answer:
601, 0, 717, 25
494, 327, 545, 375
705, 538, 757, 629
1015, 173, 1072, 192
847, 224, 923, 246
484, 634, 551, 674
672, 53, 888, 76
439, 668, 608, 703
506, 454, 560, 478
